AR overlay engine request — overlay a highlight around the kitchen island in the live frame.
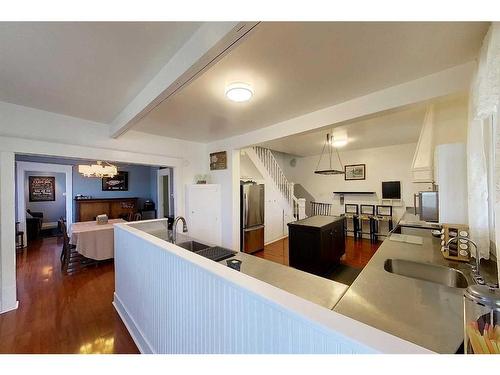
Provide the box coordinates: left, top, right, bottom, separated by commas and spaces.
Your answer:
288, 215, 345, 276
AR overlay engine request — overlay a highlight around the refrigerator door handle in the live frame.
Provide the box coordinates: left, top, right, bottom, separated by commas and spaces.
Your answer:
243, 192, 248, 228
414, 193, 419, 215
243, 225, 265, 232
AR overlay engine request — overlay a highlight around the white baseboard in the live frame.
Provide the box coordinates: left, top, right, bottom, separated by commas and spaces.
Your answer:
0, 300, 19, 315
113, 293, 153, 354
265, 235, 288, 246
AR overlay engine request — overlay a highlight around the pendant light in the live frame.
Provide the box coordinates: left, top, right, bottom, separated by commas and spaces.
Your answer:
78, 161, 118, 178
314, 133, 345, 175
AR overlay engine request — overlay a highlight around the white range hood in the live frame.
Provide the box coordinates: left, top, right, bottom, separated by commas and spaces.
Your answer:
411, 105, 435, 183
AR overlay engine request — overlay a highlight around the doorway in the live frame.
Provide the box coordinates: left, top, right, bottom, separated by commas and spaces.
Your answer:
157, 167, 174, 219
16, 161, 73, 248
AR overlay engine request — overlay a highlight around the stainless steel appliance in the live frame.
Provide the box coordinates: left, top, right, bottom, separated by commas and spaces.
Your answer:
240, 182, 265, 253
414, 191, 439, 222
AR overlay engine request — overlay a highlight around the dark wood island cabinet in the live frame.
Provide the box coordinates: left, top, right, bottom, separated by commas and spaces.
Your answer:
287, 215, 345, 276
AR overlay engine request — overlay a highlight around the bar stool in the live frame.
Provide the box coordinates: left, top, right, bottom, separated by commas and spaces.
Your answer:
358, 205, 376, 242
373, 205, 393, 241
343, 204, 359, 239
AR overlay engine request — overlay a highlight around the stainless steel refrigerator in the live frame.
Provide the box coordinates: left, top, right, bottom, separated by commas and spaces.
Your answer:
414, 191, 439, 222
240, 182, 265, 253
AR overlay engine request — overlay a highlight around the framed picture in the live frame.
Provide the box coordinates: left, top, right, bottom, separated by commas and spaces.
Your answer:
29, 176, 55, 202
344, 164, 366, 180
210, 151, 227, 170
102, 171, 128, 191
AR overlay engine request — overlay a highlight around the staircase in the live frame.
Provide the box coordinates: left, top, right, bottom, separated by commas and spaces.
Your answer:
247, 146, 305, 221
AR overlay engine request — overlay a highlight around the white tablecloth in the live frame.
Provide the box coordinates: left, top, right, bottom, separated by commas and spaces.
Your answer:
70, 219, 125, 260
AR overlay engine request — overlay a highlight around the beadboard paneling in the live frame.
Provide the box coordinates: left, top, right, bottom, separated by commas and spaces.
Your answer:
113, 221, 431, 354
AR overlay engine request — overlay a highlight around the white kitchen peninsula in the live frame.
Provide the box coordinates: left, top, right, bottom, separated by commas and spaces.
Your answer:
112, 219, 430, 354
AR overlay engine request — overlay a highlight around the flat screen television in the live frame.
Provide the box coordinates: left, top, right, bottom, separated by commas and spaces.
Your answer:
382, 181, 401, 199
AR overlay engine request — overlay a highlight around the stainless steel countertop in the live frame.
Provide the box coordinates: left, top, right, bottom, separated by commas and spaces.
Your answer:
288, 215, 344, 228
220, 252, 349, 309
148, 228, 349, 310
334, 225, 497, 353
397, 208, 442, 230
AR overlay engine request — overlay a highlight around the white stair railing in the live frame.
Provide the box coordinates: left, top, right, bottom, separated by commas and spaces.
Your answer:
252, 146, 302, 219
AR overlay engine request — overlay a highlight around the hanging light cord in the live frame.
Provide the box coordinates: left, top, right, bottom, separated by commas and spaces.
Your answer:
315, 135, 328, 172
314, 132, 345, 173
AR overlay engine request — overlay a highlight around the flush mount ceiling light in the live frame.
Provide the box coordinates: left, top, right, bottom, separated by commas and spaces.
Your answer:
78, 161, 118, 178
314, 133, 345, 175
225, 83, 253, 102
332, 138, 348, 148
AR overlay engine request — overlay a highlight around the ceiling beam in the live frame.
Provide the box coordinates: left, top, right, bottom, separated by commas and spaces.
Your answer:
110, 21, 259, 138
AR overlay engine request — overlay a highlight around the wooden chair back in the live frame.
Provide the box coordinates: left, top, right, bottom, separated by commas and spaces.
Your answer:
345, 204, 359, 215
376, 205, 393, 217
360, 204, 375, 216
59, 220, 71, 247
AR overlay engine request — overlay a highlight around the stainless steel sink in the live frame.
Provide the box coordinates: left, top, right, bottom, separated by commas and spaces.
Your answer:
384, 258, 469, 288
176, 241, 210, 252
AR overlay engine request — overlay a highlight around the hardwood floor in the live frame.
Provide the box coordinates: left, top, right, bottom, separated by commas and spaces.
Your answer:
1, 232, 379, 353
0, 236, 138, 354
255, 235, 381, 269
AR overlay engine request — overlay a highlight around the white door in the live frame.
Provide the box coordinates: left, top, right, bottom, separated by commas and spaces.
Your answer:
186, 184, 222, 246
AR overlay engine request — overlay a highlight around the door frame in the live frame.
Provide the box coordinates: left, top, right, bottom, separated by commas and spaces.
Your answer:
16, 161, 73, 247
157, 168, 173, 218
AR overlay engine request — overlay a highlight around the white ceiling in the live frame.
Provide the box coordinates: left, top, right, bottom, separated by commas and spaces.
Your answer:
259, 102, 429, 156
134, 22, 488, 142
0, 22, 201, 123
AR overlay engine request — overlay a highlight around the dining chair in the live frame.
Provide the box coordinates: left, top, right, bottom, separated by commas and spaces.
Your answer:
15, 221, 24, 251
59, 219, 94, 275
310, 201, 332, 216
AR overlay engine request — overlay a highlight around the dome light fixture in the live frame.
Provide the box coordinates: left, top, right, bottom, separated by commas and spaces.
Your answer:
332, 138, 348, 148
225, 82, 254, 102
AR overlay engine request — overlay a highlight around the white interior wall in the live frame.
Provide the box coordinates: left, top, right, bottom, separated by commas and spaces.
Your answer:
207, 66, 473, 249
286, 143, 418, 222
240, 153, 263, 180
433, 95, 469, 145
240, 152, 290, 244
0, 101, 209, 314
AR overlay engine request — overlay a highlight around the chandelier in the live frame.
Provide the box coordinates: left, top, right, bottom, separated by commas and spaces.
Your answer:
78, 161, 118, 178
314, 133, 345, 175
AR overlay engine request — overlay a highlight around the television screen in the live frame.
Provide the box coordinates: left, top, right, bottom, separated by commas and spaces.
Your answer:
382, 181, 401, 199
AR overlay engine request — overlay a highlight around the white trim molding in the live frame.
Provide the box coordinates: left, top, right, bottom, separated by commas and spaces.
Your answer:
157, 167, 173, 219
0, 152, 18, 314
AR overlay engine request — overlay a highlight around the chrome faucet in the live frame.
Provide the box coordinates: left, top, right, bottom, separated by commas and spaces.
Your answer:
172, 216, 188, 244
445, 236, 484, 285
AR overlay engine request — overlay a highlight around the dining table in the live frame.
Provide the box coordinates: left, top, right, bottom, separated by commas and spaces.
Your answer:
70, 219, 126, 260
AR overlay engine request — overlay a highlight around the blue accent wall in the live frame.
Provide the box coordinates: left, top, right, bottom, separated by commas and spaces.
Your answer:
16, 155, 160, 222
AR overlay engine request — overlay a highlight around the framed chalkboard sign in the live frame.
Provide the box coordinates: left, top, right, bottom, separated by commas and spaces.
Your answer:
29, 176, 55, 202
210, 151, 227, 170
